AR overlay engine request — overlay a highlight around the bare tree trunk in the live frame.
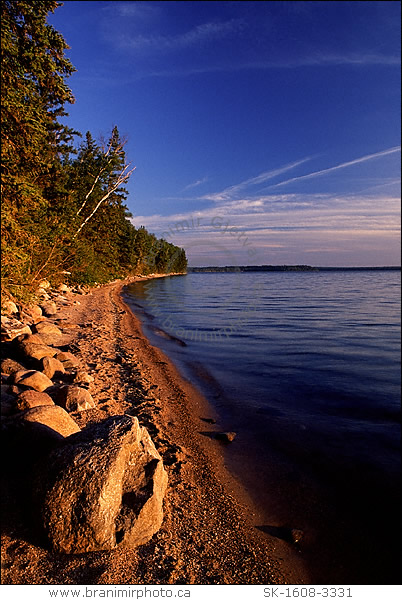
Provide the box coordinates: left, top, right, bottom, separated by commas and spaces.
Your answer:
73, 163, 136, 239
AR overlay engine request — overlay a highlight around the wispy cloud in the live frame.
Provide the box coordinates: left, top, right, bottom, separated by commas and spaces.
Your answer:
290, 52, 401, 67
271, 146, 401, 188
183, 177, 209, 192
107, 1, 157, 19
200, 157, 312, 202
118, 19, 243, 52
143, 53, 400, 79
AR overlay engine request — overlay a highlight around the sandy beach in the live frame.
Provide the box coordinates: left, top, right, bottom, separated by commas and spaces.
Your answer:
1, 276, 310, 585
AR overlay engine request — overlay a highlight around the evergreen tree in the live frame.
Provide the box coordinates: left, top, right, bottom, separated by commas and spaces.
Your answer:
1, 0, 75, 298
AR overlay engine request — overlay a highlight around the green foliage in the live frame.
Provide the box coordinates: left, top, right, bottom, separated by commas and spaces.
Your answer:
1, 1, 187, 302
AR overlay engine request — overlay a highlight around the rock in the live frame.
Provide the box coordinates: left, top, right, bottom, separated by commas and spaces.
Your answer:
57, 284, 70, 293
2, 322, 32, 341
55, 351, 80, 370
35, 333, 66, 347
73, 371, 94, 385
2, 300, 18, 315
18, 340, 57, 361
56, 385, 95, 412
18, 405, 79, 438
290, 528, 304, 544
20, 330, 68, 347
20, 304, 44, 323
16, 390, 55, 410
1, 416, 65, 486
40, 301, 57, 317
54, 295, 69, 305
1, 358, 26, 376
215, 431, 237, 443
14, 370, 53, 392
18, 333, 46, 345
37, 279, 51, 290
33, 322, 62, 337
36, 415, 167, 553
37, 290, 51, 300
41, 356, 65, 379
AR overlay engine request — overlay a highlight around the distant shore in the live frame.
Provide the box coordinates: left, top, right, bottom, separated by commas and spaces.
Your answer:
188, 265, 401, 272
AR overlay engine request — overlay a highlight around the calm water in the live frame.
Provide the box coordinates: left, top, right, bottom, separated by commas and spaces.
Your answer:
124, 271, 401, 583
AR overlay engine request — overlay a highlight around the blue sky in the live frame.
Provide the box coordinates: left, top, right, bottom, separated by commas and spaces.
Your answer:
49, 1, 401, 266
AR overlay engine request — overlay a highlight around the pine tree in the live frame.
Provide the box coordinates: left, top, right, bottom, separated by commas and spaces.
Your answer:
1, 0, 75, 299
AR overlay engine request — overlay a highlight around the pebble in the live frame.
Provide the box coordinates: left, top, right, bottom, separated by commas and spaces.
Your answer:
215, 431, 237, 443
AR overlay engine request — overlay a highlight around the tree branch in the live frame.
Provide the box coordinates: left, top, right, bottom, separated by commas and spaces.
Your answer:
72, 164, 136, 239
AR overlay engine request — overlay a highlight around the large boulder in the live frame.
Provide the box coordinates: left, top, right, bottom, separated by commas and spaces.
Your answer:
55, 385, 95, 412
36, 415, 168, 553
14, 370, 53, 392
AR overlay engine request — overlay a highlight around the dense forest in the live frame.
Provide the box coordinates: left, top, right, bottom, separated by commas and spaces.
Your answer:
1, 1, 187, 303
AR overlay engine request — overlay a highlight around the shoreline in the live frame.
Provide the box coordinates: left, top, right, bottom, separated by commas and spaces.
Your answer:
1, 275, 309, 584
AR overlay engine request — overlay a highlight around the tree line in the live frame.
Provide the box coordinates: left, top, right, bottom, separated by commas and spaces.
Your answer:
1, 0, 187, 302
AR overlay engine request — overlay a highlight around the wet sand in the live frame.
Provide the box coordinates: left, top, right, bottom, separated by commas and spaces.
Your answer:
1, 277, 310, 585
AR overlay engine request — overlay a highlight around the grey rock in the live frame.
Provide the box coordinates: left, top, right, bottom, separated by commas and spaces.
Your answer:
36, 415, 167, 553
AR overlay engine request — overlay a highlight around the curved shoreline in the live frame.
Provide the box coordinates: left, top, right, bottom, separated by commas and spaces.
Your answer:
1, 276, 309, 585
